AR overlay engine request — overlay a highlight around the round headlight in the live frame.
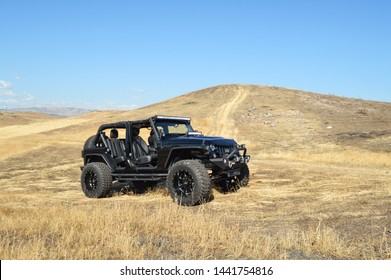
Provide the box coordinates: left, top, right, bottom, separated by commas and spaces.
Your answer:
209, 144, 216, 152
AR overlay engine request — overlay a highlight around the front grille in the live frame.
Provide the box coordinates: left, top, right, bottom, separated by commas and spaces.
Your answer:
215, 145, 236, 156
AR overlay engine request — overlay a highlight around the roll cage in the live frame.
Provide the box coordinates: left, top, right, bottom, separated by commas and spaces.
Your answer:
89, 116, 195, 165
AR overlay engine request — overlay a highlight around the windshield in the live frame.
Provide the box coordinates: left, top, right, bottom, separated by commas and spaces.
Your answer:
155, 121, 194, 136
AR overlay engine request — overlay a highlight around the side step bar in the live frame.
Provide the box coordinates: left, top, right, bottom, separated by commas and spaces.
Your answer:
112, 173, 168, 181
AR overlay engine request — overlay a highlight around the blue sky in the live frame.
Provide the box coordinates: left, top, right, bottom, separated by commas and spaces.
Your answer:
0, 0, 390, 110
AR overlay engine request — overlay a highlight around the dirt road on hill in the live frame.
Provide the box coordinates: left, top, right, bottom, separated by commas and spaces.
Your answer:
215, 86, 248, 138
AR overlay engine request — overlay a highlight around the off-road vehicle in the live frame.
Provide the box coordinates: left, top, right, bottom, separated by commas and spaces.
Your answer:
81, 115, 250, 206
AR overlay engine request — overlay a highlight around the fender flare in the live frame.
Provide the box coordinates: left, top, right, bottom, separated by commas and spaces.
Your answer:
84, 154, 116, 171
164, 147, 206, 168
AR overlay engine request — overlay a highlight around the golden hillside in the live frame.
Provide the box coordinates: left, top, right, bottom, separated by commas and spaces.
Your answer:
0, 84, 390, 259
0, 111, 57, 127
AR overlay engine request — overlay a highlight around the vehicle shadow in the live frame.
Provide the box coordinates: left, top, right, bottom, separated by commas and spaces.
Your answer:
107, 181, 165, 197
108, 181, 216, 205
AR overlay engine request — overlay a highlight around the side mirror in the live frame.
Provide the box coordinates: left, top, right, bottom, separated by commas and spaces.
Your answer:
159, 129, 165, 138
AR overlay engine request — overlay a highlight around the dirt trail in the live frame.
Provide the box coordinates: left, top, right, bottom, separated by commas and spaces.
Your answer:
215, 86, 247, 138
0, 118, 88, 139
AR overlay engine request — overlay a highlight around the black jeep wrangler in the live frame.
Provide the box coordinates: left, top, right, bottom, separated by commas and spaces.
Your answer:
81, 115, 250, 206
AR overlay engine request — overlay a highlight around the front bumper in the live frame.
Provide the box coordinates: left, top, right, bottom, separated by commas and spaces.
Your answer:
209, 146, 250, 170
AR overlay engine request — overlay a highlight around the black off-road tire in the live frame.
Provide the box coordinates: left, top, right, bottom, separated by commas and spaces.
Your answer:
215, 163, 250, 193
167, 160, 211, 206
81, 162, 112, 198
83, 135, 96, 149
238, 163, 250, 187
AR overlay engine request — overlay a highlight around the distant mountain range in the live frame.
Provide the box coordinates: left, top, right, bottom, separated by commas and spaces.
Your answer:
2, 107, 94, 117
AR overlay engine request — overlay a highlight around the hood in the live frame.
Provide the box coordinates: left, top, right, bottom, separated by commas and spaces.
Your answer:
162, 135, 237, 147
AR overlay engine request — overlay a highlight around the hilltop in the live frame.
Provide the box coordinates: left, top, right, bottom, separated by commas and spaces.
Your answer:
76, 84, 391, 152
3, 84, 390, 152
0, 84, 390, 260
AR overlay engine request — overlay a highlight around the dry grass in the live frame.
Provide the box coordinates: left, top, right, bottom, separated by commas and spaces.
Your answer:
263, 145, 391, 168
1, 195, 377, 260
0, 84, 390, 260
0, 117, 88, 140
0, 111, 57, 127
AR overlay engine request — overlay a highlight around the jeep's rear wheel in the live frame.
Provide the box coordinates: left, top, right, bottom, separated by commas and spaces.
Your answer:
167, 160, 211, 206
81, 162, 112, 198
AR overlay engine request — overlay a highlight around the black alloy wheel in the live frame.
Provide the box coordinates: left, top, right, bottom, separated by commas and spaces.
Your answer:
167, 160, 211, 206
173, 170, 195, 197
84, 170, 98, 192
81, 162, 112, 198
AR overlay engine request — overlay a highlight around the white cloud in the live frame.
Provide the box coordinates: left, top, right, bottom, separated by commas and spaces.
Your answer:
130, 87, 145, 93
0, 83, 139, 110
0, 80, 12, 88
0, 90, 39, 108
0, 98, 18, 104
0, 80, 46, 109
12, 72, 22, 80
23, 93, 36, 102
0, 89, 17, 96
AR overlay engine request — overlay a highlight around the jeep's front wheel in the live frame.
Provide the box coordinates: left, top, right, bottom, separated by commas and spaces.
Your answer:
167, 160, 211, 206
238, 163, 250, 187
215, 163, 250, 193
81, 162, 112, 198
